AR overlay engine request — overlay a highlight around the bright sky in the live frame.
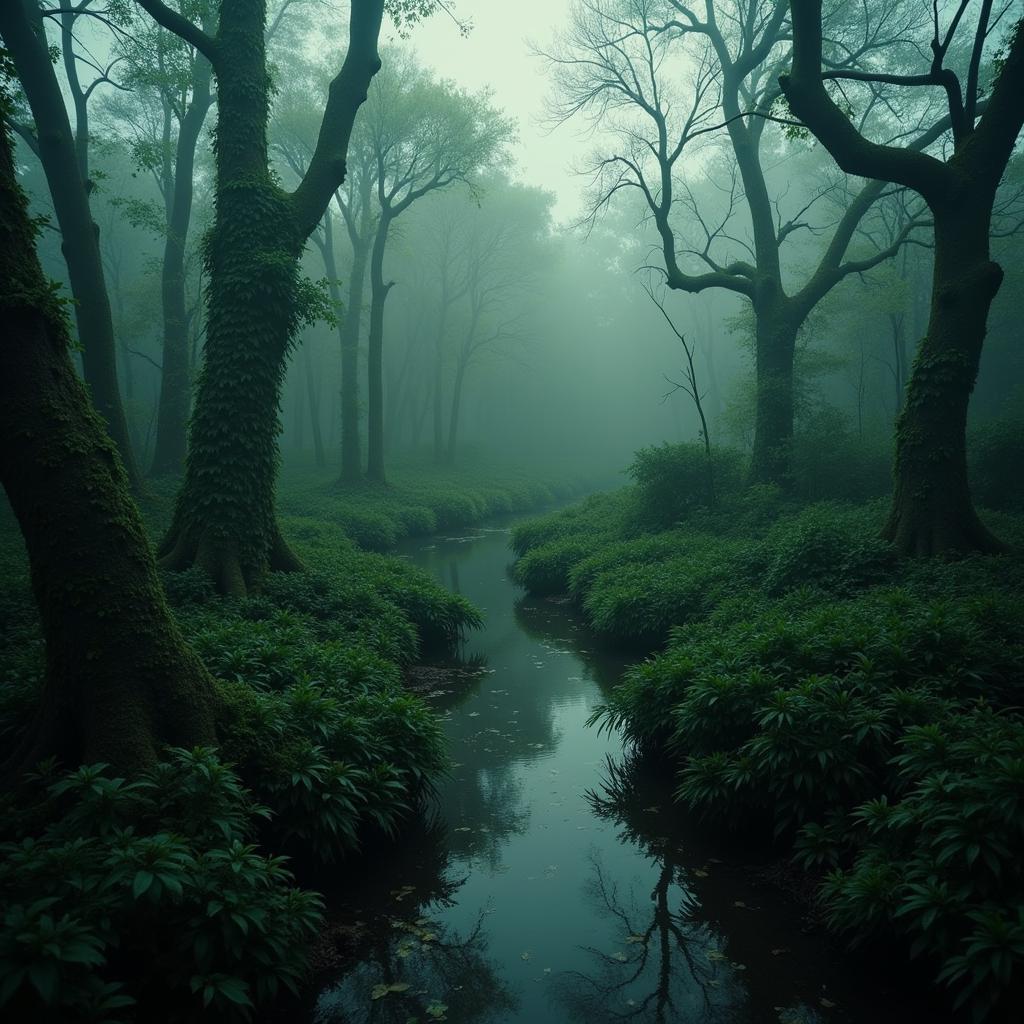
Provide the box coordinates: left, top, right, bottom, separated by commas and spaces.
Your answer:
385, 1, 591, 221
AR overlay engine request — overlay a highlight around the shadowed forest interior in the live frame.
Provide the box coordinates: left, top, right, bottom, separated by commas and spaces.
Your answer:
1, 0, 1023, 1021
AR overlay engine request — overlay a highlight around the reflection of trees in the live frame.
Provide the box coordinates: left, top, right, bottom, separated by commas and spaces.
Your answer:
551, 757, 745, 1024
316, 908, 517, 1024
556, 757, 836, 1024
552, 851, 740, 1024
314, 815, 517, 1024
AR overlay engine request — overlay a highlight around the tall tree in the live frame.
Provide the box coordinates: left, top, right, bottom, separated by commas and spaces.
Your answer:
107, 3, 217, 476
0, 107, 216, 773
781, 0, 1024, 553
134, 0, 409, 594
543, 0, 932, 487
361, 56, 512, 482
272, 62, 378, 483
429, 183, 553, 464
0, 0, 142, 489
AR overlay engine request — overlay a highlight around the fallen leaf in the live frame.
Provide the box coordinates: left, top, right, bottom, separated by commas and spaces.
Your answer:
371, 982, 410, 1000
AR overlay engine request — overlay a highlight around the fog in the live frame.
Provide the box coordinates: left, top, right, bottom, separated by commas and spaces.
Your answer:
16, 1, 1020, 491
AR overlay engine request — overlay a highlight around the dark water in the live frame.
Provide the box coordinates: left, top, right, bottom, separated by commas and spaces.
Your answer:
312, 521, 938, 1024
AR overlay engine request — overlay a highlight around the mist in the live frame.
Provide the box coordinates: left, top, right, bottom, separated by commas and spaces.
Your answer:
1, 1, 1023, 1022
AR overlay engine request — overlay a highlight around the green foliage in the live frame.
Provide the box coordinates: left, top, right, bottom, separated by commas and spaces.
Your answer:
970, 415, 1024, 510
280, 460, 588, 554
791, 408, 892, 503
627, 443, 744, 527
513, 482, 900, 647
0, 749, 322, 1022
591, 551, 1024, 1020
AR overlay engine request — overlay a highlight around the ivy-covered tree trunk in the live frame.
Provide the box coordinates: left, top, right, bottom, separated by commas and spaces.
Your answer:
748, 311, 798, 488
140, 0, 385, 591
0, 116, 217, 773
883, 194, 1005, 554
365, 211, 393, 484
151, 52, 214, 477
0, 0, 141, 491
158, 0, 305, 594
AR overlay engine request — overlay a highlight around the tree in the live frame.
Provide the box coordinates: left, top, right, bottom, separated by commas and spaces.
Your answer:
0, 0, 142, 489
543, 0, 932, 488
0, 105, 217, 773
272, 57, 378, 483
105, 3, 217, 477
426, 182, 553, 464
360, 55, 513, 482
134, 0, 403, 594
781, 0, 1024, 553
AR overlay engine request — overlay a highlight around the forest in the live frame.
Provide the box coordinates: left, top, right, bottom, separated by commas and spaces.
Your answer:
0, 0, 1022, 1021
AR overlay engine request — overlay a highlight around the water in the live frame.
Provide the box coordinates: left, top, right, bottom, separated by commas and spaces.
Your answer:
312, 521, 940, 1024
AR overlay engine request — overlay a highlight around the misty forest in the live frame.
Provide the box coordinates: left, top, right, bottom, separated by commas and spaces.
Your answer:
2, 0, 1024, 1020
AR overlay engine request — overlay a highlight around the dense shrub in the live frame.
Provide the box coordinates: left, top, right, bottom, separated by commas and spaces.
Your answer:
278, 460, 591, 553
970, 416, 1024, 510
791, 409, 892, 502
0, 749, 322, 1022
627, 443, 745, 527
592, 561, 1024, 1020
513, 487, 901, 647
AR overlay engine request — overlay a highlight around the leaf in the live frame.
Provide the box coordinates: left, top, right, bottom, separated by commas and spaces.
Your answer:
371, 982, 410, 999
133, 870, 154, 899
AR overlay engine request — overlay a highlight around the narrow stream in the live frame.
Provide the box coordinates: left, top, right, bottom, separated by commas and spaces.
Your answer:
312, 519, 940, 1024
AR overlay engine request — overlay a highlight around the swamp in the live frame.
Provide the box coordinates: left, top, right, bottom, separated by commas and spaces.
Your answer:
1, 1, 1023, 1021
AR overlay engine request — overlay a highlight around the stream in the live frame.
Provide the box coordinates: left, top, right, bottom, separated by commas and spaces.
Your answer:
312, 519, 941, 1024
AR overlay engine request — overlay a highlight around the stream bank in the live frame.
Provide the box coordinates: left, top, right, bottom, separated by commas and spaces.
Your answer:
309, 519, 949, 1024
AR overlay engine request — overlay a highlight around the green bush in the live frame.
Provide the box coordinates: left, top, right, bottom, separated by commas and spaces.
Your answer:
592, 562, 1024, 1021
0, 749, 322, 1022
627, 443, 744, 527
970, 416, 1024, 510
791, 409, 892, 502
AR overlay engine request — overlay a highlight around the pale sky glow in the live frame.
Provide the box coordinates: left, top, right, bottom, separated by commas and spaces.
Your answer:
388, 1, 592, 221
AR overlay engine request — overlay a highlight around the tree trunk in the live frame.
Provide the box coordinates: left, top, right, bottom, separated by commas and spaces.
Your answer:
338, 242, 368, 483
157, 0, 304, 594
445, 360, 466, 465
1, 0, 141, 490
748, 313, 798, 488
365, 213, 392, 483
0, 117, 217, 773
882, 196, 1005, 554
151, 54, 213, 477
303, 340, 326, 468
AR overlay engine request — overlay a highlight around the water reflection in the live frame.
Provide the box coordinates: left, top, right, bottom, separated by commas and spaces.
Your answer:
310, 524, 944, 1024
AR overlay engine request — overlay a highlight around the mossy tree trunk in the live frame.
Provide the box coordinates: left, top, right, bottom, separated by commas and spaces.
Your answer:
0, 114, 217, 773
883, 195, 1005, 553
0, 0, 142, 491
137, 0, 386, 591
